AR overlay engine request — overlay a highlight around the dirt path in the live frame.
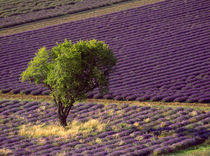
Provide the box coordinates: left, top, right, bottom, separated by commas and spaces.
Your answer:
1, 0, 209, 110
0, 0, 164, 36
0, 93, 209, 112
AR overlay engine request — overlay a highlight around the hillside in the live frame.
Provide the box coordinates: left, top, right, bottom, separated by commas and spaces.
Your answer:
0, 0, 209, 103
0, 0, 135, 29
0, 0, 209, 155
0, 99, 209, 155
0, 0, 163, 36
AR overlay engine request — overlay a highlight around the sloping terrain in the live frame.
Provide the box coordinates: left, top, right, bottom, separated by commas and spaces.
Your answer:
0, 0, 164, 36
0, 0, 132, 29
0, 99, 209, 155
0, 0, 209, 155
0, 0, 209, 103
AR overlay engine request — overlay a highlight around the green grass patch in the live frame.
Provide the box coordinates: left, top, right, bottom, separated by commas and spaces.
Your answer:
165, 139, 210, 156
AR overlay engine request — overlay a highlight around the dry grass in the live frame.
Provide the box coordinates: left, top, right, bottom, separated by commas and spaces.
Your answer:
0, 148, 12, 155
144, 118, 151, 123
1, 92, 209, 112
18, 118, 107, 139
55, 151, 67, 156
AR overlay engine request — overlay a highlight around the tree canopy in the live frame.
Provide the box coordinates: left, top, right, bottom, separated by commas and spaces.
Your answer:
20, 39, 117, 127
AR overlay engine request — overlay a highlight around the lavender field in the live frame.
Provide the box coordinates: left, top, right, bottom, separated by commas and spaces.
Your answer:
0, 0, 210, 155
0, 0, 131, 29
0, 99, 209, 155
0, 0, 209, 103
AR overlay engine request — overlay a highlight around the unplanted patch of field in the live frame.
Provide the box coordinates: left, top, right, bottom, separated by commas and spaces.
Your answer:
0, 99, 209, 155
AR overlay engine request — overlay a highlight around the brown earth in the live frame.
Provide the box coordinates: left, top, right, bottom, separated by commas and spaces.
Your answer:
0, 92, 209, 112
0, 0, 164, 36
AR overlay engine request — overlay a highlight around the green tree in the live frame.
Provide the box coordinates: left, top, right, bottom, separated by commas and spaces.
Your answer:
20, 39, 117, 127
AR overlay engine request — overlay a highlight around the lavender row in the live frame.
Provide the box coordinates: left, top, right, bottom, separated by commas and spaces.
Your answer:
0, 0, 209, 103
0, 99, 209, 155
0, 0, 131, 29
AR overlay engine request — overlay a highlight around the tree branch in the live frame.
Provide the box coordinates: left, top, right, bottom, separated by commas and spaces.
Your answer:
58, 96, 64, 115
64, 99, 75, 118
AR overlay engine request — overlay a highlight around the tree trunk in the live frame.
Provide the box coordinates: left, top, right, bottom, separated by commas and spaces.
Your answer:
54, 97, 75, 128
58, 113, 67, 127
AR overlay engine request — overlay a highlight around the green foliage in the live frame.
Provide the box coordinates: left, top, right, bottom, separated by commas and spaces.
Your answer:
112, 123, 132, 132
21, 47, 50, 85
20, 39, 117, 108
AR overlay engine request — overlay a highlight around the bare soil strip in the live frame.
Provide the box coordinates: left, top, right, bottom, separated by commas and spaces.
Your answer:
1, 0, 209, 109
0, 93, 209, 111
0, 0, 164, 36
